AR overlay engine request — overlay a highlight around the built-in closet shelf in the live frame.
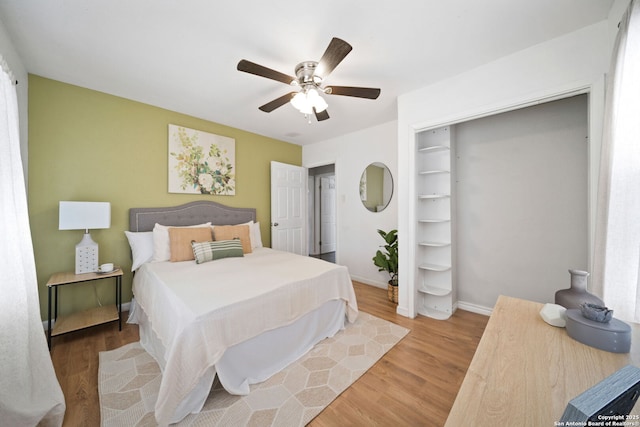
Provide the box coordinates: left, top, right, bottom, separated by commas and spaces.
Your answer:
419, 170, 450, 175
418, 194, 450, 200
418, 145, 450, 154
418, 263, 451, 272
420, 307, 452, 320
418, 286, 452, 296
418, 241, 451, 247
415, 125, 455, 321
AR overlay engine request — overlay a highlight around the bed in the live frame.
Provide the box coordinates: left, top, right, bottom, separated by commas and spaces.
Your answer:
125, 201, 358, 425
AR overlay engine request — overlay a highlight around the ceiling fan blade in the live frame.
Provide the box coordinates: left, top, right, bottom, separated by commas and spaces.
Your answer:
316, 38, 352, 79
258, 92, 296, 112
237, 60, 296, 85
314, 108, 330, 121
325, 86, 381, 99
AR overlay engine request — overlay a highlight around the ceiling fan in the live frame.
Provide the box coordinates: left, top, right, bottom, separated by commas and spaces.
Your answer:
237, 37, 381, 122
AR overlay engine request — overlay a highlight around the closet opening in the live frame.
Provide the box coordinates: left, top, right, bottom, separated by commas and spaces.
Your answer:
414, 93, 589, 318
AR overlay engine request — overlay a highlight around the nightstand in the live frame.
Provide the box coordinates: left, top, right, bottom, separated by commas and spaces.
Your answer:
46, 268, 122, 349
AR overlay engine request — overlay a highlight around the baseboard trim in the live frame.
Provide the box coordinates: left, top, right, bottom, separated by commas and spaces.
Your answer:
42, 301, 131, 330
396, 305, 411, 317
350, 275, 387, 290
457, 300, 493, 316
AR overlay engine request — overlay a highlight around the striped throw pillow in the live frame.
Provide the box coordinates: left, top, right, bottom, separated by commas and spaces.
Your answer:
191, 239, 244, 264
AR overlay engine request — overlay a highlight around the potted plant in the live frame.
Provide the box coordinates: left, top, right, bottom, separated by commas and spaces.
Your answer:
372, 229, 398, 303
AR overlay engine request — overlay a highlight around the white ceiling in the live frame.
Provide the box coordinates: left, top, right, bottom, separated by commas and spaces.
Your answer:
0, 0, 614, 145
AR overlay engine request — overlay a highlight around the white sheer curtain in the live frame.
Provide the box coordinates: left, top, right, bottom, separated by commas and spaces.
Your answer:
592, 0, 640, 322
0, 57, 65, 425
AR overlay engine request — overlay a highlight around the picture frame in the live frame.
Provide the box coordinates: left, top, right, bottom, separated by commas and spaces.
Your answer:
168, 125, 236, 195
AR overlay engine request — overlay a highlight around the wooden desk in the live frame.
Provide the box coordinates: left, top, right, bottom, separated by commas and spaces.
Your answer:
445, 295, 640, 426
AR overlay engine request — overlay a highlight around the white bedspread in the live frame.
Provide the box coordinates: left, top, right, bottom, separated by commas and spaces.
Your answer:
131, 247, 358, 426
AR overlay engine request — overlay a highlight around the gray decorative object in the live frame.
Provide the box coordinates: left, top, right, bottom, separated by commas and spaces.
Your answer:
581, 302, 613, 323
560, 365, 640, 423
565, 309, 631, 353
555, 269, 605, 309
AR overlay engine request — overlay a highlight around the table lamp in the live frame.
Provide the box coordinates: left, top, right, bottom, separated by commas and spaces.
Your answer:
59, 201, 111, 274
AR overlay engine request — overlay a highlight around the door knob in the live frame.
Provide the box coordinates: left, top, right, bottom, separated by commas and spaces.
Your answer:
272, 222, 279, 227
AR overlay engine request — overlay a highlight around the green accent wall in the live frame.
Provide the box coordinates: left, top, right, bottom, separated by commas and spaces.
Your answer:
28, 75, 301, 320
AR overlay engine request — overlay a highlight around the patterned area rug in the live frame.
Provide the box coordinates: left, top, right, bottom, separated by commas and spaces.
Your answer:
98, 312, 409, 426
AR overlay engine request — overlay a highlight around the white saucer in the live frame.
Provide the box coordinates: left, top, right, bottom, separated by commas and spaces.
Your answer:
96, 267, 118, 274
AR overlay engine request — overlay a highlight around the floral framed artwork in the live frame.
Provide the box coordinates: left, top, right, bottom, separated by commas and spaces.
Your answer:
168, 125, 236, 195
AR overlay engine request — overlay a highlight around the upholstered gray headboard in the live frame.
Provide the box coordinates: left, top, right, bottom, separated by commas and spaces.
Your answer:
129, 201, 256, 232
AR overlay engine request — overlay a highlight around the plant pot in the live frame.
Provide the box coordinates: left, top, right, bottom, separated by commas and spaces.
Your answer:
387, 282, 398, 303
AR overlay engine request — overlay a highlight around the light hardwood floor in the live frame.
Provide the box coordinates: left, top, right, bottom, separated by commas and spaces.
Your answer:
49, 281, 488, 426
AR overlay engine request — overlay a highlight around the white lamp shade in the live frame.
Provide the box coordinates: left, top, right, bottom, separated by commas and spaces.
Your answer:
290, 88, 328, 115
59, 201, 111, 230
307, 88, 328, 113
291, 92, 311, 114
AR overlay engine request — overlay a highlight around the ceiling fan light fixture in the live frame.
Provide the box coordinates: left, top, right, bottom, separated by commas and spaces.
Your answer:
307, 88, 328, 113
290, 88, 328, 115
290, 91, 310, 114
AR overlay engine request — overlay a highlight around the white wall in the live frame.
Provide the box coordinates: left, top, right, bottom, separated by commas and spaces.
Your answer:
303, 120, 398, 288
398, 20, 614, 318
0, 17, 29, 182
456, 95, 589, 309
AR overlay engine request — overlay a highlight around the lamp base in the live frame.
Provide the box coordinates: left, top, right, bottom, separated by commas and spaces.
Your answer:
75, 232, 99, 274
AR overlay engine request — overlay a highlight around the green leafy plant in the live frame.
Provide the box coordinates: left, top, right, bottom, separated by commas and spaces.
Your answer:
372, 229, 398, 285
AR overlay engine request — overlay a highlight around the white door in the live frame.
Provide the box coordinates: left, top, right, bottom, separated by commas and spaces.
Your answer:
319, 175, 336, 253
271, 161, 307, 255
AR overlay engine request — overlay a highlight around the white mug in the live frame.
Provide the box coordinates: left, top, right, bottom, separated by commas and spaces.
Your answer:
99, 263, 114, 272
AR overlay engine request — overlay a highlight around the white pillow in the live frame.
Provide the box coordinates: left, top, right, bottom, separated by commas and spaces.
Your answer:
124, 231, 154, 271
250, 222, 263, 249
212, 220, 263, 249
152, 222, 211, 262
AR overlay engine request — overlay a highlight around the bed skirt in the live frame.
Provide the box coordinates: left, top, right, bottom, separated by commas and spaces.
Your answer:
128, 298, 347, 424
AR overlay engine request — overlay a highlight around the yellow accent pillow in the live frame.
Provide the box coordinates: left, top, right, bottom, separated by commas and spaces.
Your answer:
168, 227, 213, 262
213, 225, 252, 254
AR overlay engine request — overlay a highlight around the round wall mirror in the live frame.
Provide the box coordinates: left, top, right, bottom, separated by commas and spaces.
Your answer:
359, 162, 393, 212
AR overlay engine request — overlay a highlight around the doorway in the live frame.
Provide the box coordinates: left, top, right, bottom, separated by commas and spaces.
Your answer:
308, 164, 336, 262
